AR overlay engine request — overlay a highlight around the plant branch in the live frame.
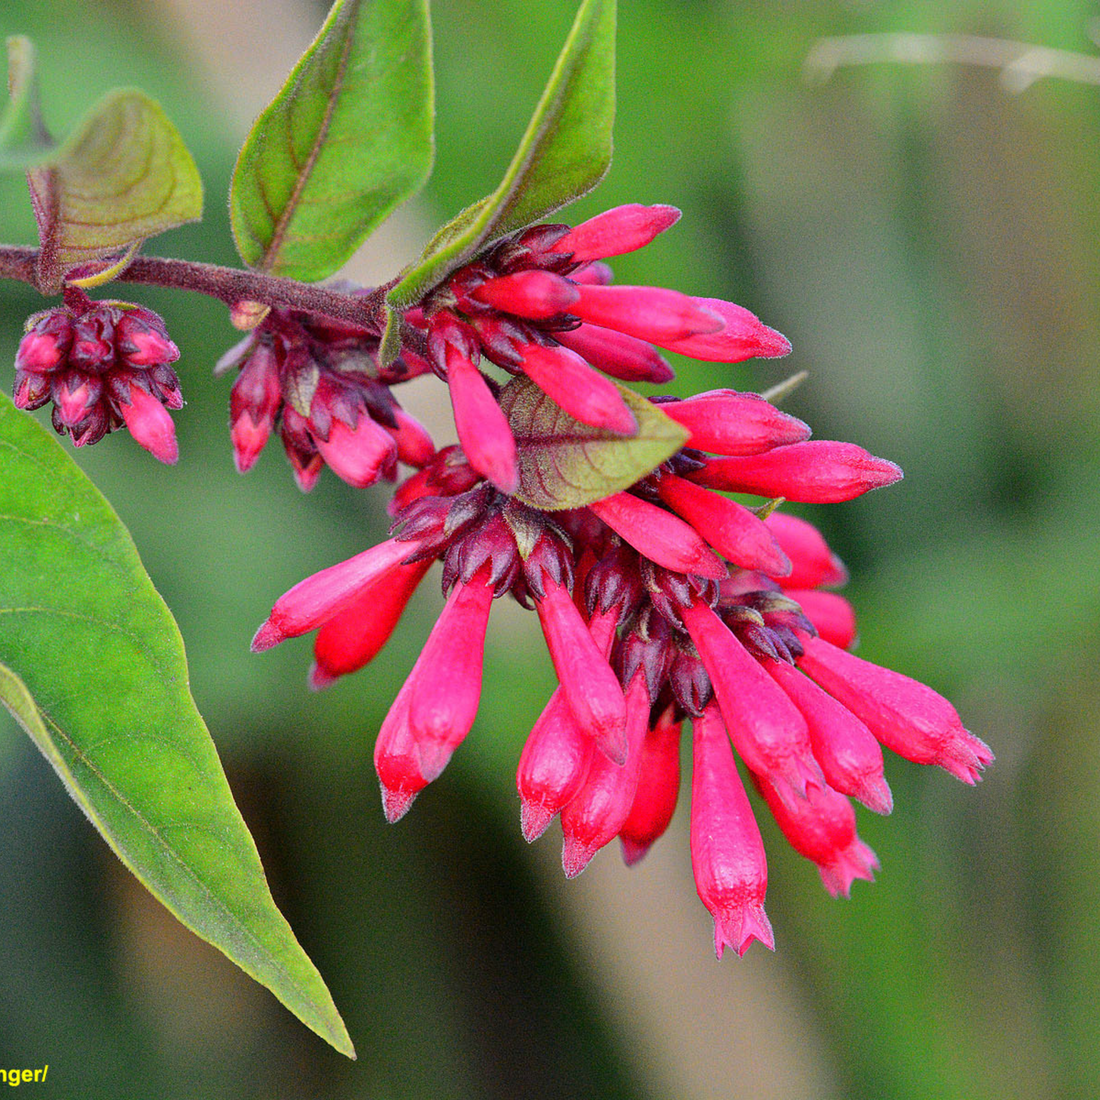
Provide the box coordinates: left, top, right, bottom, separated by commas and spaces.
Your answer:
0, 245, 394, 330
804, 32, 1100, 93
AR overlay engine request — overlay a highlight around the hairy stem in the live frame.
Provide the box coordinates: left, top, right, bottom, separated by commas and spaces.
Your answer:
0, 245, 394, 331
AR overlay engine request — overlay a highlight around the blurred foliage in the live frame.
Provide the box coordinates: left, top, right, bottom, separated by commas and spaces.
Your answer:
2, 0, 1099, 1097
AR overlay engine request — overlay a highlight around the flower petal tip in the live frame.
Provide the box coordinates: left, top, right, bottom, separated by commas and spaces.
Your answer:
562, 836, 597, 879
250, 621, 282, 653
619, 837, 650, 867
859, 776, 894, 816
380, 783, 418, 825
757, 325, 792, 359
938, 730, 994, 785
820, 841, 879, 898
520, 800, 555, 843
860, 456, 904, 492
415, 739, 454, 784
307, 662, 338, 692
596, 728, 629, 768
713, 904, 775, 959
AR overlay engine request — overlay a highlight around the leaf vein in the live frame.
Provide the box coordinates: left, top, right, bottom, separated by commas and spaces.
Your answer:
262, 20, 355, 272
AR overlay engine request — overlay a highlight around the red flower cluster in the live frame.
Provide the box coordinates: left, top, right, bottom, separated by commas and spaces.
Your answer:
12, 298, 182, 463
217, 307, 435, 490
414, 204, 790, 493
250, 205, 992, 957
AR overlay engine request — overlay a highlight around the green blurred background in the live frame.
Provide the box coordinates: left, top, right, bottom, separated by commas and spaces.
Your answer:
2, 0, 1098, 1096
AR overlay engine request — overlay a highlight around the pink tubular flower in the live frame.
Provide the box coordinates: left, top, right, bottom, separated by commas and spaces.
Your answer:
513, 341, 637, 435
429, 310, 518, 493
560, 673, 651, 877
690, 701, 774, 958
471, 270, 579, 319
589, 492, 727, 579
251, 537, 417, 651
795, 634, 994, 784
660, 390, 811, 455
314, 412, 398, 488
682, 598, 821, 805
553, 323, 674, 383
691, 440, 903, 502
517, 689, 595, 842
664, 298, 792, 362
548, 203, 682, 261
571, 283, 724, 347
535, 577, 628, 764
229, 342, 282, 473
117, 378, 179, 465
656, 473, 791, 575
619, 705, 682, 865
403, 568, 495, 780
752, 772, 879, 898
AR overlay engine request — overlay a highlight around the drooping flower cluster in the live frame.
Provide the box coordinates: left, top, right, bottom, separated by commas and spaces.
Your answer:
216, 306, 435, 490
12, 296, 182, 463
249, 204, 992, 958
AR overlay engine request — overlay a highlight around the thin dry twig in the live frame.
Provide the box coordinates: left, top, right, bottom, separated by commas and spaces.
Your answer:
804, 32, 1100, 93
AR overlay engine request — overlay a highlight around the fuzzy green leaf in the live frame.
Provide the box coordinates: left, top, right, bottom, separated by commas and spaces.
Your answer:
499, 375, 686, 510
31, 88, 203, 292
0, 36, 53, 171
230, 0, 434, 281
0, 393, 353, 1059
382, 0, 616, 331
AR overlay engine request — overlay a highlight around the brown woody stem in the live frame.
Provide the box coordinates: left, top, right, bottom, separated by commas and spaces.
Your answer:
0, 245, 394, 331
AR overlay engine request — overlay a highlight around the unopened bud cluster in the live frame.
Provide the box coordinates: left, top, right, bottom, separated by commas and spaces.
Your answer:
217, 306, 434, 491
13, 300, 182, 463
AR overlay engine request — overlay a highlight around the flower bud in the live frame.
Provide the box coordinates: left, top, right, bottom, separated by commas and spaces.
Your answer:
692, 441, 904, 502
690, 702, 774, 958
682, 598, 821, 805
517, 689, 595, 842
796, 634, 993, 784
550, 203, 681, 262
619, 706, 682, 865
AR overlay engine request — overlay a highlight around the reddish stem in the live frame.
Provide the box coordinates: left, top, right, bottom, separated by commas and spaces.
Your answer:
0, 244, 395, 332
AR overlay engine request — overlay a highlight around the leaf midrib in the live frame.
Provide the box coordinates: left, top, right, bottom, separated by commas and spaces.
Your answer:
260, 13, 355, 273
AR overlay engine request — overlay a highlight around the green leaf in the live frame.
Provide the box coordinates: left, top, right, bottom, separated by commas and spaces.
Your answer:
383, 0, 616, 324
230, 0, 434, 281
499, 375, 686, 510
0, 393, 354, 1059
0, 35, 54, 171
31, 88, 203, 293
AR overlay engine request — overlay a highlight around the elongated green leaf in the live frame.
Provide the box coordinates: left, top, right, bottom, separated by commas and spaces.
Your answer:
0, 393, 353, 1058
382, 0, 615, 334
230, 0, 434, 281
31, 88, 203, 292
499, 375, 686, 510
0, 35, 53, 171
